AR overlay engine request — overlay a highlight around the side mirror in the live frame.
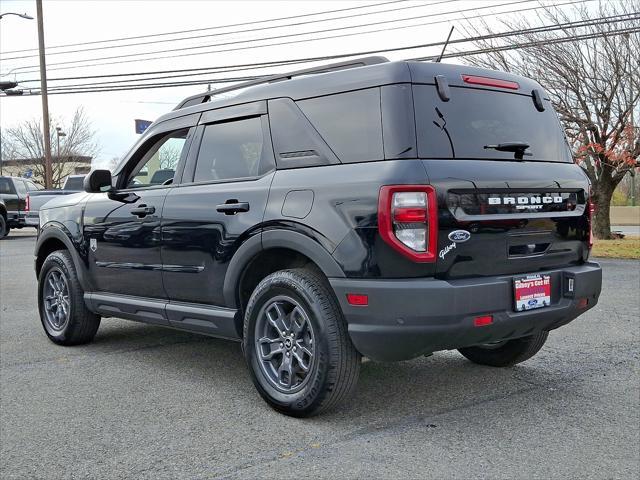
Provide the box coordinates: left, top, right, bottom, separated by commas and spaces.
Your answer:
83, 169, 112, 193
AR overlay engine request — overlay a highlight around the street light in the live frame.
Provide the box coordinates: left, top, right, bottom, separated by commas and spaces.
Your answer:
56, 127, 66, 163
0, 12, 32, 178
0, 12, 33, 20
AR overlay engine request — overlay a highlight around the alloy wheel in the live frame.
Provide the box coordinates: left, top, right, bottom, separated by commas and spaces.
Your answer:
43, 268, 70, 332
254, 295, 316, 393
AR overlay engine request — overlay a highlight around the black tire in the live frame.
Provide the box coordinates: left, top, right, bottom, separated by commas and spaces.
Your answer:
458, 332, 549, 367
0, 215, 8, 239
243, 268, 360, 417
38, 250, 101, 345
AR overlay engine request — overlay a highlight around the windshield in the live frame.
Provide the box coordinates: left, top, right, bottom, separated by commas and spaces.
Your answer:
414, 85, 572, 162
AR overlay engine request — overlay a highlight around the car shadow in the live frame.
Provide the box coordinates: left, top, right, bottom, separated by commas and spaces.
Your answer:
85, 320, 564, 427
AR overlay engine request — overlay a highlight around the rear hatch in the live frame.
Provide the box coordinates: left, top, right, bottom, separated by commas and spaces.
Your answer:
409, 63, 590, 279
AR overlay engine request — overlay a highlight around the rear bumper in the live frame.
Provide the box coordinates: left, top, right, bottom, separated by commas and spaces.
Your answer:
25, 212, 39, 227
329, 262, 602, 361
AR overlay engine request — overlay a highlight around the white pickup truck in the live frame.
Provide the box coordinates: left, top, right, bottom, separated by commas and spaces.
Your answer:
25, 175, 85, 227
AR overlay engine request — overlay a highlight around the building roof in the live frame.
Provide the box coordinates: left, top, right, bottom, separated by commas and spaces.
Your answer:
1, 155, 92, 167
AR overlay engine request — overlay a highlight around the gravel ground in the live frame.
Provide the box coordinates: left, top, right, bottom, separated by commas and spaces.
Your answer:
1, 230, 638, 479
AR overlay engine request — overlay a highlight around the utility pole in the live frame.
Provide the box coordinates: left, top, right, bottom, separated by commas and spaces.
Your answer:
36, 0, 53, 188
625, 32, 636, 207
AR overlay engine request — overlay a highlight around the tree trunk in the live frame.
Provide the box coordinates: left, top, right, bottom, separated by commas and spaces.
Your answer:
592, 184, 614, 239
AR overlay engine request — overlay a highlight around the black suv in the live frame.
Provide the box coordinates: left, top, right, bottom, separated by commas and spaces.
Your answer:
35, 57, 602, 416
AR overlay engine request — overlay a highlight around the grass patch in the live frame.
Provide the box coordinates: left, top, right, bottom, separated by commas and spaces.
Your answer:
592, 236, 640, 259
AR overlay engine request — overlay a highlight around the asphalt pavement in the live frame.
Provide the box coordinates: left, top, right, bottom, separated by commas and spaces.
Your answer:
1, 230, 638, 479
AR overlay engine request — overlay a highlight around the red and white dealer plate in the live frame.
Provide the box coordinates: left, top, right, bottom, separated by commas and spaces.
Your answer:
514, 274, 551, 311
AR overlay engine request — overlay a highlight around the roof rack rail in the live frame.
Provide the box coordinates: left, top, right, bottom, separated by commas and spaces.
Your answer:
173, 56, 389, 110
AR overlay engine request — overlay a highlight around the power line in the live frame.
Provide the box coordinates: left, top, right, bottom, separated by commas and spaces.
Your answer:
30, 9, 640, 94
38, 24, 636, 97
415, 25, 640, 60
13, 0, 590, 85
5, 1, 474, 69
5, 0, 546, 74
0, 0, 450, 61
8, 22, 636, 97
37, 10, 638, 92
0, 0, 407, 55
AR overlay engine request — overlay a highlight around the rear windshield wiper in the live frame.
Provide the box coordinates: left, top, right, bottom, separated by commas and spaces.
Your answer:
483, 142, 531, 160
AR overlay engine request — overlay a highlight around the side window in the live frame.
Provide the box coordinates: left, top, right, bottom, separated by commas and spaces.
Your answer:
126, 129, 189, 189
194, 116, 271, 182
297, 88, 384, 163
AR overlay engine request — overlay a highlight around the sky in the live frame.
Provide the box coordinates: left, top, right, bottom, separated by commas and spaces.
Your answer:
0, 0, 583, 167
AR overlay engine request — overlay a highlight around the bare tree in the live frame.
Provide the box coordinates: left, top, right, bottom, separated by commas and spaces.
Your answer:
458, 0, 639, 238
158, 145, 181, 170
1, 107, 99, 187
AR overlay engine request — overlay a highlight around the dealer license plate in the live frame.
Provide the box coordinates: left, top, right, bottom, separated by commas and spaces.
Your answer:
514, 275, 551, 311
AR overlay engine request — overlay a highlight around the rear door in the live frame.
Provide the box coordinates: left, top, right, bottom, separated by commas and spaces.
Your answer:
411, 73, 590, 280
161, 102, 275, 315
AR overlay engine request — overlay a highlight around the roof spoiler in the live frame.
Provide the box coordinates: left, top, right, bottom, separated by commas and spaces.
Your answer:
173, 56, 389, 110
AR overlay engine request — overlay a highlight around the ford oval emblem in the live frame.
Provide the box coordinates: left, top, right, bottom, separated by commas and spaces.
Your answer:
448, 230, 471, 243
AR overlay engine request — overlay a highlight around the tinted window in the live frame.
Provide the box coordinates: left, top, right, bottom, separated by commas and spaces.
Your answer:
14, 180, 27, 196
0, 178, 15, 194
194, 117, 269, 182
297, 88, 384, 163
414, 85, 571, 162
63, 176, 84, 190
127, 129, 188, 188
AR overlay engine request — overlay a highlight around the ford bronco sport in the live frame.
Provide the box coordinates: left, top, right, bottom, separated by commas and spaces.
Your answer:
34, 57, 602, 416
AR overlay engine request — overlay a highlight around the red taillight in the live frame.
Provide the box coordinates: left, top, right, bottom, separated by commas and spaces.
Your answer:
346, 294, 368, 306
378, 185, 438, 262
462, 74, 519, 90
393, 207, 427, 223
25, 194, 30, 212
473, 315, 493, 327
577, 298, 589, 309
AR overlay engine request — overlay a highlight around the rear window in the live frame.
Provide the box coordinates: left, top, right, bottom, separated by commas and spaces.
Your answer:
63, 176, 84, 190
14, 180, 27, 196
414, 85, 571, 162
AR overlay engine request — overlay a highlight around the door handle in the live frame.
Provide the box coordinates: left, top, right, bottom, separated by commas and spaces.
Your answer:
216, 201, 250, 215
130, 204, 156, 217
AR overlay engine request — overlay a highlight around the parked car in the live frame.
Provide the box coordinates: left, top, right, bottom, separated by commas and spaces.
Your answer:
34, 57, 602, 416
0, 175, 41, 238
25, 175, 85, 227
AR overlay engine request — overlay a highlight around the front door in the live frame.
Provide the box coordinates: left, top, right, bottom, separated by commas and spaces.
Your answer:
83, 128, 193, 299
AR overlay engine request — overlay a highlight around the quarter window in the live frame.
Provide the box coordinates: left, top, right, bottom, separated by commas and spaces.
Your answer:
297, 88, 384, 163
194, 116, 269, 182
